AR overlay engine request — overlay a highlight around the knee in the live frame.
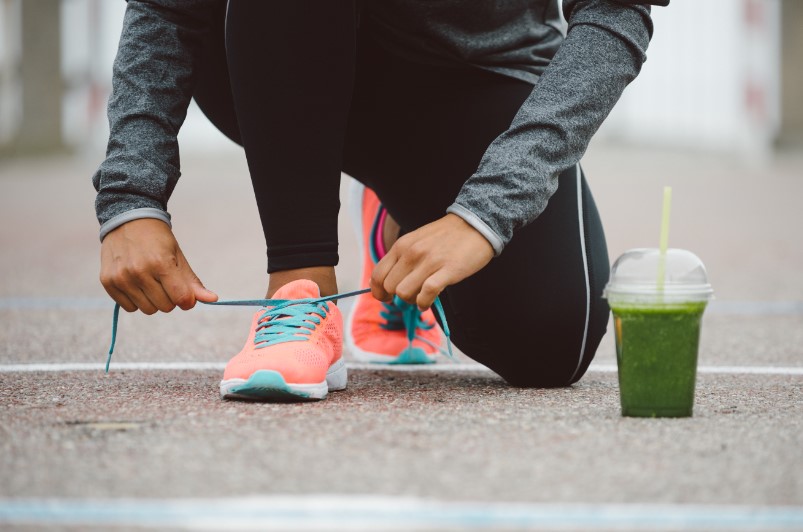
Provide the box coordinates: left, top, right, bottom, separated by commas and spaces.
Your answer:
455, 313, 607, 389
496, 355, 583, 388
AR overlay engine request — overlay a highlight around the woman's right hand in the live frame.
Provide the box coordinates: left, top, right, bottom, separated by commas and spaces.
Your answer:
99, 218, 218, 314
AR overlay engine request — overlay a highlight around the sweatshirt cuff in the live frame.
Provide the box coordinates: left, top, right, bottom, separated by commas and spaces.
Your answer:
98, 207, 172, 242
446, 203, 505, 256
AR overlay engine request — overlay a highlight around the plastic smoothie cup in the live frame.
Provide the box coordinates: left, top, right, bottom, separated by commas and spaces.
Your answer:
603, 248, 713, 418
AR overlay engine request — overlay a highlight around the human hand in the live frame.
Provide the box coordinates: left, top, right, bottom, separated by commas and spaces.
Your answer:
99, 218, 218, 314
370, 213, 494, 310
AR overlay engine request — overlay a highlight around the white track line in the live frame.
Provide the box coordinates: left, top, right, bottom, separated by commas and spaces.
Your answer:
0, 362, 802, 375
0, 496, 801, 530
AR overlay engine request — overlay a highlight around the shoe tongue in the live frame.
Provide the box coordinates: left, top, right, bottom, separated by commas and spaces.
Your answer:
272, 279, 321, 300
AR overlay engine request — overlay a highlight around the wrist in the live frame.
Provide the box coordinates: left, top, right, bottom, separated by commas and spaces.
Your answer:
445, 204, 504, 256
99, 207, 172, 242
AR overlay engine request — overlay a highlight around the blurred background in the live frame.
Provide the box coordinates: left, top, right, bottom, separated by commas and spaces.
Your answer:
2, 0, 799, 158
0, 0, 801, 315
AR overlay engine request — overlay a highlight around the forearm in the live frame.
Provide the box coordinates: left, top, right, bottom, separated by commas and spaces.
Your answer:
450, 0, 658, 254
92, 0, 219, 240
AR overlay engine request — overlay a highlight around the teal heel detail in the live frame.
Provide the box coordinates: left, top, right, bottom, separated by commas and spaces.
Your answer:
226, 370, 314, 401
383, 347, 436, 365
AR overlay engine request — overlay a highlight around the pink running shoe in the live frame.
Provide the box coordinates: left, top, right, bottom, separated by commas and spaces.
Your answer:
220, 279, 347, 401
345, 181, 444, 364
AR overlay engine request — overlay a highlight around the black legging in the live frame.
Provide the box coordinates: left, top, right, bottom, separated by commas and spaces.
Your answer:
193, 0, 610, 387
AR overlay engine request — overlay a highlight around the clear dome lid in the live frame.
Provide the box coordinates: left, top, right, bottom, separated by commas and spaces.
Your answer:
603, 248, 713, 303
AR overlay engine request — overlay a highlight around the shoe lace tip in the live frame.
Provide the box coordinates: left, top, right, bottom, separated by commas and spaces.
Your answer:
432, 297, 456, 361
106, 303, 120, 373
445, 337, 455, 360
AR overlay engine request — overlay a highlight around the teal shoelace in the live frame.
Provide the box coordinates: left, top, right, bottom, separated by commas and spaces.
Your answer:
379, 297, 449, 355
105, 288, 453, 372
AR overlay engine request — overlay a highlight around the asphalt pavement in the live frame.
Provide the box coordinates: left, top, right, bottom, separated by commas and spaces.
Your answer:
0, 143, 801, 531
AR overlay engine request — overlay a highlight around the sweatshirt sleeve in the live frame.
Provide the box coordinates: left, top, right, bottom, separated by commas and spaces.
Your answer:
92, 0, 220, 240
447, 0, 666, 255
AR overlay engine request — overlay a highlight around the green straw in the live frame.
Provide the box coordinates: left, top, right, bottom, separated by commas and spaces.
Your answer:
657, 186, 672, 292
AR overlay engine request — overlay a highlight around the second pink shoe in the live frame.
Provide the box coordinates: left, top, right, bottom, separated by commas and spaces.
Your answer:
345, 181, 444, 364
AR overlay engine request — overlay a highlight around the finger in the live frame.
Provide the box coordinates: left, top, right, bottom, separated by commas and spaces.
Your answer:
161, 273, 216, 311
416, 269, 453, 310
160, 274, 196, 311
103, 284, 138, 313
380, 256, 416, 300
125, 286, 159, 315
190, 277, 218, 303
138, 276, 176, 313
393, 262, 436, 305
174, 249, 217, 305
371, 252, 396, 302
160, 260, 208, 310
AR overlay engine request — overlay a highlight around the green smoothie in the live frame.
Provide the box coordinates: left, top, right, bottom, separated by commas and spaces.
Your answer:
610, 301, 707, 418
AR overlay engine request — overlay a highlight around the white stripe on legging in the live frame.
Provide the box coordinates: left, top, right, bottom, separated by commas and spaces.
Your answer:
569, 164, 591, 383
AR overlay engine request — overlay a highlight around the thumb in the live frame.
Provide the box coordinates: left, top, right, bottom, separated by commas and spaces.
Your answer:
191, 278, 218, 303
175, 246, 218, 303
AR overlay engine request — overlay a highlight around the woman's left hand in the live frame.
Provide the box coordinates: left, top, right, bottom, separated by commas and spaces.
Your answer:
370, 213, 494, 310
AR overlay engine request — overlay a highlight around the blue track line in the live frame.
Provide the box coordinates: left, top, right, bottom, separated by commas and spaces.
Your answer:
1, 497, 802, 530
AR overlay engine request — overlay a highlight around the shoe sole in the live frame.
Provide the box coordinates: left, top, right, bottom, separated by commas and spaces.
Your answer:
219, 358, 347, 402
346, 180, 437, 366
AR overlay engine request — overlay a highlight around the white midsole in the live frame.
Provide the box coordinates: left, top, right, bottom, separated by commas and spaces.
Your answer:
219, 358, 347, 398
324, 357, 348, 391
